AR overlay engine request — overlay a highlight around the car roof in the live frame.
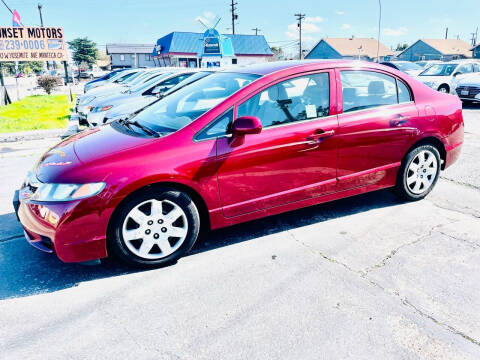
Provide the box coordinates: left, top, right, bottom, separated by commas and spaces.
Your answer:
225, 59, 393, 76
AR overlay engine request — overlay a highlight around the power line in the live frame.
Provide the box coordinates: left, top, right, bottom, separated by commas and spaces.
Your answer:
294, 13, 305, 60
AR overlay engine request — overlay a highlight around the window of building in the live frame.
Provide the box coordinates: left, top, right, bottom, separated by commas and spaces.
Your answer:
145, 54, 152, 61
120, 54, 125, 61
340, 71, 399, 113
237, 73, 330, 128
232, 58, 238, 65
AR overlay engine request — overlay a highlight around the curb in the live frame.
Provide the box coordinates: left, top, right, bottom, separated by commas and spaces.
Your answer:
0, 116, 79, 143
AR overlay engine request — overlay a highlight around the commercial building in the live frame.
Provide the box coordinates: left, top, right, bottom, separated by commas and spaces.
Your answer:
152, 31, 273, 68
106, 43, 156, 69
305, 37, 393, 62
397, 39, 472, 61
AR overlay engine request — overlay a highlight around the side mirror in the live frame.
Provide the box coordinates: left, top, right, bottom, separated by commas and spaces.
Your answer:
232, 116, 262, 136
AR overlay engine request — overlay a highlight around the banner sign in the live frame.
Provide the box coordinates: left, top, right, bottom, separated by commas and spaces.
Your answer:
204, 37, 220, 54
0, 27, 67, 61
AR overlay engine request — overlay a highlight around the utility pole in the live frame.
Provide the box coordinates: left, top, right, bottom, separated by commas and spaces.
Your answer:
295, 13, 305, 60
230, 0, 238, 34
252, 27, 260, 36
445, 27, 448, 39
38, 3, 43, 27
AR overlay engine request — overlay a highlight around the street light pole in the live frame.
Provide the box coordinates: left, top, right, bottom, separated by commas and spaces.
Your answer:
38, 3, 44, 27
295, 13, 305, 60
376, 0, 382, 62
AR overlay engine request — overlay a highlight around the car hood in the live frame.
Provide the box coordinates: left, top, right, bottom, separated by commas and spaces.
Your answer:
91, 93, 153, 109
417, 75, 451, 84
85, 83, 126, 96
105, 97, 158, 119
404, 69, 423, 76
455, 73, 480, 86
35, 125, 154, 183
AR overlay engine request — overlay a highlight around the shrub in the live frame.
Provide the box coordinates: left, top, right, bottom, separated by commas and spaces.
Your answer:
37, 75, 61, 94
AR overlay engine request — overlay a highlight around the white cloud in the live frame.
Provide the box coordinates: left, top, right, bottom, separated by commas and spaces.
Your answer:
305, 16, 323, 23
383, 27, 408, 36
285, 17, 322, 40
336, 10, 345, 15
194, 11, 217, 26
341, 24, 351, 30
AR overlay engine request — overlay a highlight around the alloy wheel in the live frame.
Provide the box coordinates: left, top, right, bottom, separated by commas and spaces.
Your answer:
122, 199, 188, 260
405, 150, 438, 195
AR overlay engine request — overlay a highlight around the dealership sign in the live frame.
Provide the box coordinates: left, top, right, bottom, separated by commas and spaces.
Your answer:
0, 26, 67, 61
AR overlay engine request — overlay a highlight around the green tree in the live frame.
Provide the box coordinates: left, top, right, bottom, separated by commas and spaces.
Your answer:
395, 43, 409, 51
67, 37, 98, 68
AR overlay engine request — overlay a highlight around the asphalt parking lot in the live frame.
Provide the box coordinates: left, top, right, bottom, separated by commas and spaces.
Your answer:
1, 105, 480, 359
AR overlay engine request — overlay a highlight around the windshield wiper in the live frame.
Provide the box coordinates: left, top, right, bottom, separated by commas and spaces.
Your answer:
128, 120, 160, 137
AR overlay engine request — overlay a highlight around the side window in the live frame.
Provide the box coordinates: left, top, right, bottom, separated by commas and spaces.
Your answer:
457, 64, 473, 74
397, 80, 412, 103
237, 73, 330, 128
195, 109, 233, 140
341, 71, 398, 113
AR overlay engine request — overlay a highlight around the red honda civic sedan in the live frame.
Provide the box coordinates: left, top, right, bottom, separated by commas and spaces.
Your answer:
13, 60, 463, 267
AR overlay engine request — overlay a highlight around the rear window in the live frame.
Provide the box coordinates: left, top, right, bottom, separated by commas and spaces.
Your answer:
340, 70, 411, 113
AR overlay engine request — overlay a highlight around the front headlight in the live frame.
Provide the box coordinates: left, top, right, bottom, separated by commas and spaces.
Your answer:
30, 182, 106, 202
91, 105, 113, 113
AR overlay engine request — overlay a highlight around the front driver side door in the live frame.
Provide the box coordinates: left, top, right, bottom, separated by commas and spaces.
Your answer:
215, 71, 338, 218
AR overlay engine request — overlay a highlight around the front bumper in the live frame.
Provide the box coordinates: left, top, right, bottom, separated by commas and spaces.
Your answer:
14, 188, 110, 263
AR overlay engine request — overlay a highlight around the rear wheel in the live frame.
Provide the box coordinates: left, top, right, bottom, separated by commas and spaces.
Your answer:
395, 144, 441, 201
109, 187, 200, 267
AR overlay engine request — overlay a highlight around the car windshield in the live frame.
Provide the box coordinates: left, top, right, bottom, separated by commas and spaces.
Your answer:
395, 62, 422, 71
108, 71, 132, 82
126, 71, 164, 88
115, 71, 144, 84
133, 72, 260, 133
128, 72, 173, 93
420, 63, 458, 76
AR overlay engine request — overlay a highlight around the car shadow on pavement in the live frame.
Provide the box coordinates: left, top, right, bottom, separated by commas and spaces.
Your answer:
0, 189, 402, 300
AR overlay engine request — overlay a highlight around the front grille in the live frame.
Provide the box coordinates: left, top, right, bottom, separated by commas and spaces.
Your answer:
456, 86, 480, 98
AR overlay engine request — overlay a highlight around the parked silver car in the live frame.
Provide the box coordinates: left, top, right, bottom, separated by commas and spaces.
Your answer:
86, 70, 203, 127
453, 72, 480, 103
93, 71, 214, 127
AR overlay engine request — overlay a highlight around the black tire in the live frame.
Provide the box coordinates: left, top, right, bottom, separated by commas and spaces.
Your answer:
437, 84, 449, 93
109, 186, 200, 267
395, 144, 441, 201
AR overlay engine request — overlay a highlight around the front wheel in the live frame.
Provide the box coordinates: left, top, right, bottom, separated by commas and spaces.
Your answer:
437, 85, 449, 93
395, 145, 441, 201
109, 187, 200, 267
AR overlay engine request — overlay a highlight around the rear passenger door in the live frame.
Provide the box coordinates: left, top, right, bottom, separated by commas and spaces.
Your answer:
336, 69, 418, 190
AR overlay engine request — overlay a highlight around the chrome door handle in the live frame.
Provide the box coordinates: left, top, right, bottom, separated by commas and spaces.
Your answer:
390, 115, 410, 127
306, 129, 335, 143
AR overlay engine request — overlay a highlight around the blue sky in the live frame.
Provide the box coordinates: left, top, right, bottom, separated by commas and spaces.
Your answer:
1, 0, 479, 55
